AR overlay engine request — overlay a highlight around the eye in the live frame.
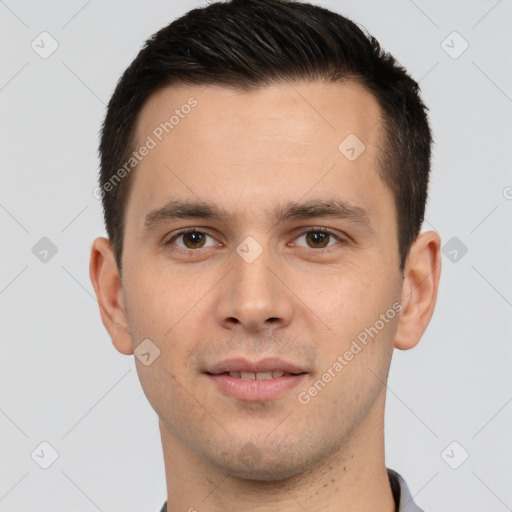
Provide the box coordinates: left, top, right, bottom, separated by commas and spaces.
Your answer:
163, 227, 345, 253
291, 228, 343, 250
164, 229, 219, 250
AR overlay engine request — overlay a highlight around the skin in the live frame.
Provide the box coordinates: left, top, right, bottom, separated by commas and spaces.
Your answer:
90, 80, 441, 511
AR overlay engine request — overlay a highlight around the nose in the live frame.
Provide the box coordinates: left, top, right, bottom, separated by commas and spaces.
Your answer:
214, 245, 294, 333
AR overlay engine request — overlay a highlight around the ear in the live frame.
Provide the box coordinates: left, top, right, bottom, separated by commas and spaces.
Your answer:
89, 237, 134, 355
394, 230, 442, 350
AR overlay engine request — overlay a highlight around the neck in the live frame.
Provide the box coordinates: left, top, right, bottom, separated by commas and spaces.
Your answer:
159, 394, 395, 512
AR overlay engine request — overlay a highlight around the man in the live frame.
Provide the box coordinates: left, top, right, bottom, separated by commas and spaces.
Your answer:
89, 1, 441, 510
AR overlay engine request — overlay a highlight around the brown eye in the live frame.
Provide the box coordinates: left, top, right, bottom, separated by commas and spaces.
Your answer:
305, 231, 331, 248
165, 230, 217, 250
181, 231, 206, 249
293, 228, 340, 250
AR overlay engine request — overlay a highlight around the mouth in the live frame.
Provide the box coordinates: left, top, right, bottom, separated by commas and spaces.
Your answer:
204, 357, 309, 401
211, 370, 306, 380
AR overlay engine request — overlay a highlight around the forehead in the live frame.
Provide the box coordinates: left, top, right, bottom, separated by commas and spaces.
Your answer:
127, 80, 390, 229
135, 80, 383, 151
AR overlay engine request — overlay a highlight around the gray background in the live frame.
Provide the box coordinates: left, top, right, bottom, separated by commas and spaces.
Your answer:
1, 0, 511, 510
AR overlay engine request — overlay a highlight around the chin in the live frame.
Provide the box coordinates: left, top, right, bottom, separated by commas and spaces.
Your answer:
208, 441, 327, 483
224, 460, 305, 483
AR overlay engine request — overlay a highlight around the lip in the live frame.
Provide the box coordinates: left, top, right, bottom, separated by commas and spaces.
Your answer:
205, 357, 307, 375
204, 357, 309, 402
206, 373, 307, 401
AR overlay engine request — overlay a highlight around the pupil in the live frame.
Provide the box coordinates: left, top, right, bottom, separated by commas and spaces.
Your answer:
307, 231, 329, 248
185, 232, 204, 248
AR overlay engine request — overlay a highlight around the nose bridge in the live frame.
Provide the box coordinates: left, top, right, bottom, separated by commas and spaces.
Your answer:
216, 237, 293, 331
233, 238, 280, 308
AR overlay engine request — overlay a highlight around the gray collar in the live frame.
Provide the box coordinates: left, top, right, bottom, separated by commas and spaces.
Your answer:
159, 469, 425, 512
388, 468, 425, 512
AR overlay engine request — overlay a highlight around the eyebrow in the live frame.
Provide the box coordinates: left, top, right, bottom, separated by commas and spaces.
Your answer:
143, 198, 374, 232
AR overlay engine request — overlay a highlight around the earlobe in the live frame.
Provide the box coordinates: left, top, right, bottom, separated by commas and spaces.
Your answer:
89, 237, 134, 355
394, 230, 442, 350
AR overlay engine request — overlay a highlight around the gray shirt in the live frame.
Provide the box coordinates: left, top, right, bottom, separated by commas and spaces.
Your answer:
158, 468, 424, 511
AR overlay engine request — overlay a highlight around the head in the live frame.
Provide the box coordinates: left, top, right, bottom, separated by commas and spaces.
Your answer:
90, 0, 440, 483
98, 0, 431, 276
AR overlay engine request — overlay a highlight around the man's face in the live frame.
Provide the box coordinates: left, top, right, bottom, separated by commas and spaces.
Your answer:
120, 81, 404, 480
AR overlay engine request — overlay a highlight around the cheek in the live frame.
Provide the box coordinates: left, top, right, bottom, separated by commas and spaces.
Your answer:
305, 262, 399, 340
123, 266, 212, 395
306, 269, 401, 409
123, 263, 208, 339
299, 308, 398, 430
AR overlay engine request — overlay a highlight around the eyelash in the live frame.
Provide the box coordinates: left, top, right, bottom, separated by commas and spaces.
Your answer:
163, 227, 345, 253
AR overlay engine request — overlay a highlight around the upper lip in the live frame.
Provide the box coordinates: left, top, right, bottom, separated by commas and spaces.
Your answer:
205, 357, 308, 375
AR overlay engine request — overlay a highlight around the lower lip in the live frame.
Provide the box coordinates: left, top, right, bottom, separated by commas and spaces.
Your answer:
206, 373, 307, 401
